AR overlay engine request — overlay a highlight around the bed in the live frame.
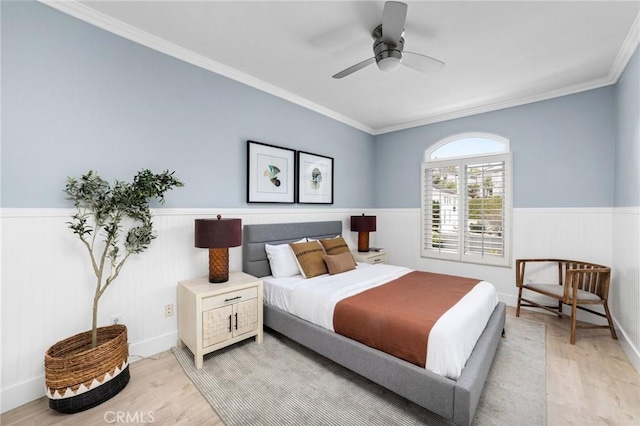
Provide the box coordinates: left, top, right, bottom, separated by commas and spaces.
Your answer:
242, 220, 506, 426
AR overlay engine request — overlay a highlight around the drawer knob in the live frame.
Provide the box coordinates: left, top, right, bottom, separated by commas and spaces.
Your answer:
224, 295, 242, 302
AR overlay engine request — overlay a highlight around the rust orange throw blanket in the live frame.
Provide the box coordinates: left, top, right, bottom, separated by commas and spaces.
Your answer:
333, 271, 480, 368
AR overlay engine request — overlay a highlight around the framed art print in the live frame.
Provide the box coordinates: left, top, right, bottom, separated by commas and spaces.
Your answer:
297, 151, 334, 204
247, 140, 296, 203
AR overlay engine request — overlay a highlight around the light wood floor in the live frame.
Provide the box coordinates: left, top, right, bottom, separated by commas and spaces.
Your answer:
2, 308, 639, 425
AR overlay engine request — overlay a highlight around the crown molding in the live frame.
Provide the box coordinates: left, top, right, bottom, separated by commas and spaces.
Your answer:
39, 1, 376, 135
39, 1, 639, 137
609, 11, 640, 81
372, 75, 616, 135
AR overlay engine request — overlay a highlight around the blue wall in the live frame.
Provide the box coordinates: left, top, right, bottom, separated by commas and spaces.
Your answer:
373, 87, 616, 208
614, 46, 640, 207
1, 1, 375, 208
1, 2, 632, 210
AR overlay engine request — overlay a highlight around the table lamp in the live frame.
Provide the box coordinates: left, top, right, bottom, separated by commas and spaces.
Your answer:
350, 214, 377, 252
195, 215, 242, 283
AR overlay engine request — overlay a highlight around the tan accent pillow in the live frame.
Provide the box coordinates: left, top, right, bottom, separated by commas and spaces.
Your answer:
323, 252, 357, 275
289, 241, 328, 278
320, 236, 355, 267
319, 236, 351, 256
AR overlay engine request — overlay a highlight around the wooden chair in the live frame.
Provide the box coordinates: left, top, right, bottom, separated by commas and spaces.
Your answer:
515, 258, 617, 344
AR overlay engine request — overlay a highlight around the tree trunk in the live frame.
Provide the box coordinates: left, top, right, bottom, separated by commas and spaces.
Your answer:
92, 293, 99, 348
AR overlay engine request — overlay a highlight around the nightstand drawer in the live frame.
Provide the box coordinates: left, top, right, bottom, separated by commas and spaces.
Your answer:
368, 254, 386, 264
202, 287, 257, 311
352, 250, 387, 265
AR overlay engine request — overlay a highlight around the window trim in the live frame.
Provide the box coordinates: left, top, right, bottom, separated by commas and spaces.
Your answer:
421, 137, 513, 268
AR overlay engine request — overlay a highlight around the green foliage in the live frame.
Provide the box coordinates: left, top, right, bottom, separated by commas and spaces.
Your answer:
65, 169, 183, 347
432, 200, 441, 230
431, 232, 442, 248
468, 183, 479, 198
467, 196, 502, 220
468, 196, 503, 235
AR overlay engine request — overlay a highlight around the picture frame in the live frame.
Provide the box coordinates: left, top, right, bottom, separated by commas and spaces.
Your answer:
247, 140, 296, 203
297, 151, 334, 204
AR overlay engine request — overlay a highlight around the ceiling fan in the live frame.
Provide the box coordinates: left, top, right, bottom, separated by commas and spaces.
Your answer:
332, 1, 445, 79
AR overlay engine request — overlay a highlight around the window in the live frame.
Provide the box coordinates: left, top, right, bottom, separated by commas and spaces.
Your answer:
421, 133, 512, 267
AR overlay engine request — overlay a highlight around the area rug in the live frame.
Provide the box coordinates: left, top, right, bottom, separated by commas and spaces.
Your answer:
173, 315, 546, 426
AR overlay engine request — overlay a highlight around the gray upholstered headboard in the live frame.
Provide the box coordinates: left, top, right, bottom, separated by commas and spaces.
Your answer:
242, 221, 343, 278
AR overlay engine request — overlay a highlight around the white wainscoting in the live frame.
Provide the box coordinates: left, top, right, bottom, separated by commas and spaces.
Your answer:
374, 208, 614, 303
1, 206, 637, 412
0, 208, 362, 413
612, 207, 640, 373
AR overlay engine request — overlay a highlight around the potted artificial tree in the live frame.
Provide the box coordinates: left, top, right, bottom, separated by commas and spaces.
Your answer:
44, 169, 183, 413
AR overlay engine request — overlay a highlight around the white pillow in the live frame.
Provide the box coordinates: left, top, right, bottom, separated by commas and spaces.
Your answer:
306, 235, 337, 244
265, 239, 306, 278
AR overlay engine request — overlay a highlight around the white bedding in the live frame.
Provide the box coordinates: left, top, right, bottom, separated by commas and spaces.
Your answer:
263, 263, 499, 379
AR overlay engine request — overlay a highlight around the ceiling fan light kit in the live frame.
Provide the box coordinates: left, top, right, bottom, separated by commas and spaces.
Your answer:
332, 1, 445, 79
377, 56, 401, 72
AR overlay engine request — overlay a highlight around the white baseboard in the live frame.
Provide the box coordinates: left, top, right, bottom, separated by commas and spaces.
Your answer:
128, 331, 179, 360
0, 376, 46, 415
0, 332, 179, 414
498, 292, 518, 307
615, 318, 640, 375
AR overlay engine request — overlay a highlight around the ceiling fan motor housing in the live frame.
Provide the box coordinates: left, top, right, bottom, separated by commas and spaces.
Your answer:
372, 25, 404, 71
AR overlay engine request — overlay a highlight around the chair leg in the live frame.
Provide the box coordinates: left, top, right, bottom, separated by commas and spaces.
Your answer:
516, 288, 523, 317
558, 300, 563, 318
603, 302, 618, 340
570, 301, 578, 345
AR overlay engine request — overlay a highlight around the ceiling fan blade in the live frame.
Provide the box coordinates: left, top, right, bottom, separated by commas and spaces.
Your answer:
402, 52, 445, 73
332, 57, 376, 79
382, 1, 408, 45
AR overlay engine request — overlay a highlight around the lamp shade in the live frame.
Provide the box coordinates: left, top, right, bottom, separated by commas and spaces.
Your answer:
195, 216, 242, 249
350, 214, 377, 232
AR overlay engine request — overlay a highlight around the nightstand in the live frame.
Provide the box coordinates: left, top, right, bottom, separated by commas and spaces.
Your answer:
352, 250, 387, 265
178, 271, 263, 369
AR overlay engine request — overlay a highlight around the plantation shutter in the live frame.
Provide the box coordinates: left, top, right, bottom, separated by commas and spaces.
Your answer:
422, 162, 461, 260
463, 160, 506, 260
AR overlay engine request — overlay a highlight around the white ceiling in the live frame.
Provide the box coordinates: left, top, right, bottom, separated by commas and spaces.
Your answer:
49, 1, 640, 135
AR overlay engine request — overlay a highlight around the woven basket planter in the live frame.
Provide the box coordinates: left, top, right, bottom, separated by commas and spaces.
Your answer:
44, 324, 130, 413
